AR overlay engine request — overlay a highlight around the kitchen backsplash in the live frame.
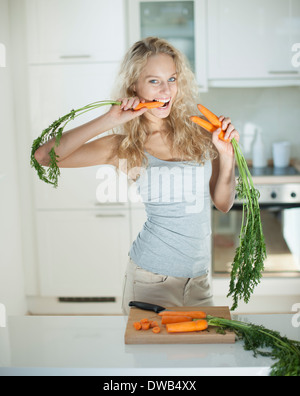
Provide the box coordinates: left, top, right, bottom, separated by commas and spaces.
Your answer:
200, 87, 300, 161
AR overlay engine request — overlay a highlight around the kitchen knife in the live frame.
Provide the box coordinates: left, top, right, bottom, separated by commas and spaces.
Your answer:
128, 301, 169, 313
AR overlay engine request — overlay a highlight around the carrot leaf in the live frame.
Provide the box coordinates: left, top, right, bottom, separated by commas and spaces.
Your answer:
30, 100, 121, 188
228, 138, 267, 310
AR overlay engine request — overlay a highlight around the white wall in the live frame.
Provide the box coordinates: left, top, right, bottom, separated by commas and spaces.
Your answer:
200, 87, 300, 161
0, 0, 27, 315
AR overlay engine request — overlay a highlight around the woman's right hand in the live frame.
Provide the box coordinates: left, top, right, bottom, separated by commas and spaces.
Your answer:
107, 97, 148, 126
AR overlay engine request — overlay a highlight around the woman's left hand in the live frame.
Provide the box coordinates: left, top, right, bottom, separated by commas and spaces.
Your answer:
212, 116, 240, 157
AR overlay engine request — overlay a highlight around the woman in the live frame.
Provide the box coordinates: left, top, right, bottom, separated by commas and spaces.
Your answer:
35, 37, 239, 314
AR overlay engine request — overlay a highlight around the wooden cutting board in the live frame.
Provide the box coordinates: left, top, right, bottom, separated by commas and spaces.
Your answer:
125, 306, 235, 344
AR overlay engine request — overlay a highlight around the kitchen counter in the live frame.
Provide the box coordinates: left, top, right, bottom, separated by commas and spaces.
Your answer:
294, 160, 300, 174
0, 313, 299, 376
251, 173, 300, 185
247, 159, 300, 185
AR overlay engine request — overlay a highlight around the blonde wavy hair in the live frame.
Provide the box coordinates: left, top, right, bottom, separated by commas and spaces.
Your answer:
113, 37, 217, 171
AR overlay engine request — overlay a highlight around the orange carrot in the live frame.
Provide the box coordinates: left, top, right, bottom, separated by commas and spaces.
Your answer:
141, 322, 151, 330
190, 116, 217, 133
197, 104, 221, 129
161, 316, 193, 324
166, 320, 208, 333
158, 311, 206, 319
150, 320, 159, 328
190, 115, 228, 142
140, 318, 150, 324
152, 326, 161, 334
133, 322, 142, 331
134, 101, 164, 111
191, 104, 229, 143
218, 130, 227, 142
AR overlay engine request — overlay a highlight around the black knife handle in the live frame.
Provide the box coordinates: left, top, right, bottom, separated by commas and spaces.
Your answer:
128, 301, 165, 313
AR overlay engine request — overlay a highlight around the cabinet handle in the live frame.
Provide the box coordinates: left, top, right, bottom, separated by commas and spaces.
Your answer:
95, 214, 125, 218
268, 70, 299, 75
59, 55, 91, 59
95, 202, 126, 206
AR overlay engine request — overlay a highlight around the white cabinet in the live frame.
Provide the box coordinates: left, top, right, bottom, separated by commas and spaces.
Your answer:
129, 203, 147, 244
33, 166, 131, 210
25, 1, 130, 308
29, 63, 120, 136
127, 0, 300, 89
207, 0, 300, 86
26, 0, 126, 64
283, 209, 300, 270
128, 0, 208, 90
36, 209, 130, 296
29, 63, 123, 209
29, 63, 121, 210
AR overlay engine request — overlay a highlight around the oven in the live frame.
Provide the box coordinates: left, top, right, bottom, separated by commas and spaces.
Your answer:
212, 165, 300, 277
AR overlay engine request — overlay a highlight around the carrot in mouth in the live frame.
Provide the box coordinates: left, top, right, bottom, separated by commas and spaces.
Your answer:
134, 101, 164, 110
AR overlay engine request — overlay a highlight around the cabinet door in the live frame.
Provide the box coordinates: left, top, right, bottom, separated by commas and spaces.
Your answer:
130, 203, 147, 244
36, 210, 130, 296
26, 0, 126, 64
32, 165, 131, 210
128, 0, 208, 90
29, 63, 120, 136
208, 0, 300, 80
29, 63, 122, 209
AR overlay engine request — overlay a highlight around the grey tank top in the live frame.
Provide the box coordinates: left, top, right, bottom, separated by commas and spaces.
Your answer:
129, 151, 212, 278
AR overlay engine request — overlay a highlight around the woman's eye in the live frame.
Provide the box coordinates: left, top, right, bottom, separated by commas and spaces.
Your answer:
148, 77, 176, 84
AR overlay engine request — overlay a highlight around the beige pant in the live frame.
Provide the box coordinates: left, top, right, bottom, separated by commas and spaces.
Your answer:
122, 257, 214, 315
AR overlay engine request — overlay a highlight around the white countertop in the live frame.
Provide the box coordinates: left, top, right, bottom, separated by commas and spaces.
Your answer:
0, 313, 299, 376
250, 159, 300, 185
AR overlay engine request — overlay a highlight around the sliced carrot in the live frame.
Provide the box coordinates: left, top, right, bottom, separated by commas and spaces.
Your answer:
149, 320, 159, 328
161, 316, 193, 324
141, 322, 151, 330
152, 326, 161, 334
133, 322, 142, 331
158, 311, 206, 319
197, 104, 221, 129
140, 318, 150, 323
134, 101, 164, 111
166, 320, 208, 333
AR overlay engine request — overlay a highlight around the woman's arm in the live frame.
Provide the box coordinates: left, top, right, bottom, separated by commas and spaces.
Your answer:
34, 97, 147, 168
209, 116, 239, 213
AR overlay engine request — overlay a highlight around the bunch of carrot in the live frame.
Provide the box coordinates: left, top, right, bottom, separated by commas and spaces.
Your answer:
191, 104, 266, 310
159, 310, 208, 333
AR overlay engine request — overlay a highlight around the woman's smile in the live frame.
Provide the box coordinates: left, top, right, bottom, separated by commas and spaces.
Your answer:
153, 98, 171, 109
